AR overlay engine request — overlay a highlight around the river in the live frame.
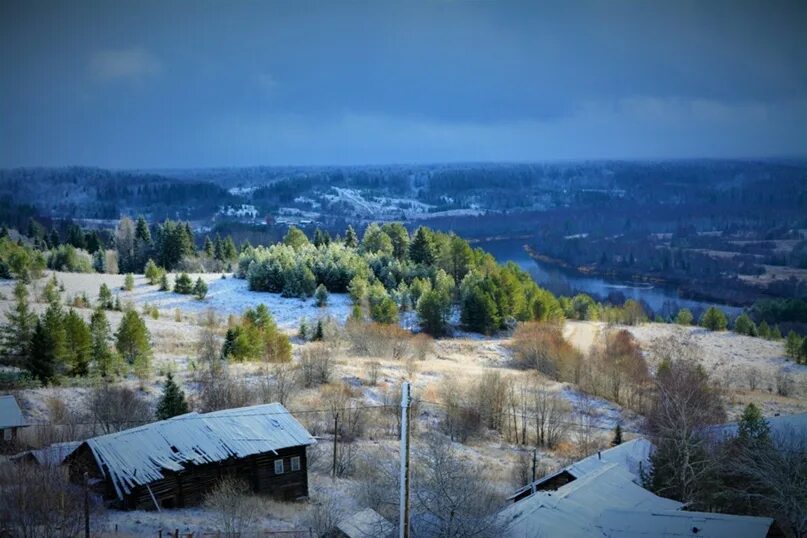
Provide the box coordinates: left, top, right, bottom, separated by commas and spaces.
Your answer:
478, 237, 742, 318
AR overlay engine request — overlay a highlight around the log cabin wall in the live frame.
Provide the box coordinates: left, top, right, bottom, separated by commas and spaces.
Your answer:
100, 445, 309, 510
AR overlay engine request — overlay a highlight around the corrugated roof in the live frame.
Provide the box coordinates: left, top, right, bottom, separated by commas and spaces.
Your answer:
337, 508, 395, 538
707, 412, 807, 441
0, 395, 27, 429
11, 441, 81, 466
508, 438, 653, 501
80, 403, 316, 500
599, 509, 773, 538
499, 464, 683, 538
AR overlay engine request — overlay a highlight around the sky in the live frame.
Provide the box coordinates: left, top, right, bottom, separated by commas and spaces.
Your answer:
1, 0, 805, 168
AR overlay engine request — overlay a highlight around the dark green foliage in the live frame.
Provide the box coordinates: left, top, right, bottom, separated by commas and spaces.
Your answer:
156, 372, 190, 420
98, 283, 114, 309
156, 219, 195, 270
700, 306, 728, 331
612, 424, 623, 446
417, 289, 452, 336
221, 305, 291, 363
90, 307, 118, 377
28, 319, 57, 383
63, 309, 92, 376
460, 286, 500, 335
409, 227, 436, 265
193, 277, 208, 299
115, 310, 152, 377
174, 272, 193, 294
733, 313, 757, 336
313, 228, 331, 248
737, 403, 770, 445
1, 281, 36, 366
382, 222, 410, 261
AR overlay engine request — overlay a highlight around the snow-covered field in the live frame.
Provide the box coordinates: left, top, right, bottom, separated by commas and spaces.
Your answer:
0, 271, 352, 331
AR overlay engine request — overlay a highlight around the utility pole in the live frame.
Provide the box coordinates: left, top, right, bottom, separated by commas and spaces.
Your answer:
83, 472, 90, 538
399, 382, 411, 538
532, 449, 537, 483
332, 412, 339, 480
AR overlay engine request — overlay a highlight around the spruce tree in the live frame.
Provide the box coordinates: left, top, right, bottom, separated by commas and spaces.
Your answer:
416, 289, 451, 336
123, 273, 135, 291
785, 331, 802, 360
156, 372, 189, 420
313, 319, 324, 341
737, 403, 770, 445
1, 280, 36, 367
116, 310, 152, 370
159, 272, 170, 291
700, 306, 728, 331
733, 313, 756, 336
203, 235, 214, 257
409, 227, 436, 265
174, 272, 193, 294
29, 319, 57, 384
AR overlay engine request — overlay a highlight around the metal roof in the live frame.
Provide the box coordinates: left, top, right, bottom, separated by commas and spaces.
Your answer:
337, 508, 395, 538
707, 412, 807, 442
0, 395, 27, 429
500, 463, 773, 538
500, 464, 683, 538
508, 438, 653, 501
11, 441, 81, 466
79, 403, 316, 500
599, 509, 774, 538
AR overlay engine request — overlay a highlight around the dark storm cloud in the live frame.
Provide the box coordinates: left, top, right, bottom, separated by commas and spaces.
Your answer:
1, 0, 805, 167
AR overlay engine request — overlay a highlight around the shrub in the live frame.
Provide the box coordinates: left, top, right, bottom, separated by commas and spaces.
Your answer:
174, 272, 193, 294
700, 306, 728, 331
511, 322, 581, 381
123, 273, 135, 291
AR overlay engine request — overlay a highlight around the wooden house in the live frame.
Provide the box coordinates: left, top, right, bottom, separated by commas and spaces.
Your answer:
65, 403, 316, 510
0, 395, 28, 447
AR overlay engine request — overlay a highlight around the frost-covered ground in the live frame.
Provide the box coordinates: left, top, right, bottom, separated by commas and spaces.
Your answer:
0, 271, 353, 331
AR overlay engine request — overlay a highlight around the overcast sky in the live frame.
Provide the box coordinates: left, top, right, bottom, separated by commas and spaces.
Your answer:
1, 0, 805, 168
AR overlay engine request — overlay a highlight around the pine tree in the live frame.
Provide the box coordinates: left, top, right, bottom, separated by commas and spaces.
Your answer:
313, 319, 324, 341
134, 216, 152, 244
737, 403, 770, 445
612, 423, 623, 446
93, 249, 107, 273
675, 308, 694, 325
733, 313, 756, 336
123, 273, 135, 291
314, 283, 329, 307
344, 225, 358, 248
144, 259, 163, 285
98, 284, 115, 310
757, 320, 771, 339
155, 372, 189, 420
222, 236, 237, 260
416, 289, 451, 336
298, 317, 309, 340
461, 286, 500, 335
63, 309, 92, 376
282, 226, 309, 250
193, 277, 208, 300
700, 306, 728, 331
90, 307, 118, 377
43, 275, 60, 305
785, 331, 802, 360
116, 310, 152, 371
1, 280, 36, 367
203, 235, 214, 257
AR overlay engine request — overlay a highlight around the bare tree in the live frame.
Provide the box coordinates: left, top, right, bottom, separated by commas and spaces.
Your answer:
303, 494, 344, 537
0, 462, 96, 537
413, 434, 504, 538
299, 343, 333, 387
198, 366, 255, 412
259, 362, 297, 407
204, 477, 262, 536
644, 358, 725, 504
530, 379, 570, 449
735, 427, 807, 538
88, 385, 152, 433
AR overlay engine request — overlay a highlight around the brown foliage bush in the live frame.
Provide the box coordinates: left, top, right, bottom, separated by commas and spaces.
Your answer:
511, 322, 581, 382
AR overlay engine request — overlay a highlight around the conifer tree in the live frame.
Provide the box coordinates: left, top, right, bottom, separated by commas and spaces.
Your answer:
90, 307, 118, 377
612, 423, 623, 446
344, 225, 358, 248
314, 283, 329, 307
785, 331, 802, 360
409, 226, 436, 265
123, 273, 135, 291
156, 372, 189, 420
700, 306, 728, 331
737, 403, 770, 445
193, 277, 208, 300
63, 309, 92, 376
159, 272, 170, 291
116, 310, 152, 374
174, 272, 193, 294
203, 235, 214, 257
675, 308, 694, 325
29, 319, 57, 383
313, 319, 324, 341
1, 280, 36, 367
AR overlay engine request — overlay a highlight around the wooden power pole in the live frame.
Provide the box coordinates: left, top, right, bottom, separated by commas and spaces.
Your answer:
332, 412, 339, 480
399, 382, 411, 538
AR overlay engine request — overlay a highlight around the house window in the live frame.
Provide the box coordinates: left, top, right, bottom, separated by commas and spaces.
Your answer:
274, 459, 284, 475
291, 456, 301, 472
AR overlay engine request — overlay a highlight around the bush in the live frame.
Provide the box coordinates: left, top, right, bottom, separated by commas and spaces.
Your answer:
193, 277, 208, 300
314, 283, 329, 307
510, 322, 581, 381
204, 478, 262, 536
123, 273, 135, 291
